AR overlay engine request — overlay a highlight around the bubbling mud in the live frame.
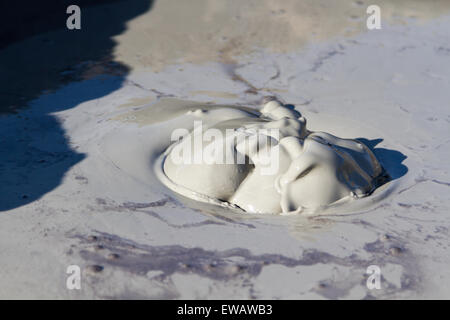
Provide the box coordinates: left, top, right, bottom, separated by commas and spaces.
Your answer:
155, 98, 389, 215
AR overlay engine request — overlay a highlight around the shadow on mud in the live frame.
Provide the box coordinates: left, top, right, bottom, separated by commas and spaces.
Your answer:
357, 137, 408, 181
0, 0, 154, 211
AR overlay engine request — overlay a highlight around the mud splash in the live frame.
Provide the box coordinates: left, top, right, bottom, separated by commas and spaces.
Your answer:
151, 98, 390, 215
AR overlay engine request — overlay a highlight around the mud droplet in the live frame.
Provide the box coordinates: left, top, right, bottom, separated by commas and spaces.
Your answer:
316, 282, 328, 290
85, 265, 104, 275
237, 265, 247, 271
107, 253, 120, 260
225, 265, 240, 275
389, 247, 403, 256
94, 244, 104, 251
87, 235, 98, 242
225, 265, 246, 275
203, 263, 218, 273
180, 263, 193, 269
